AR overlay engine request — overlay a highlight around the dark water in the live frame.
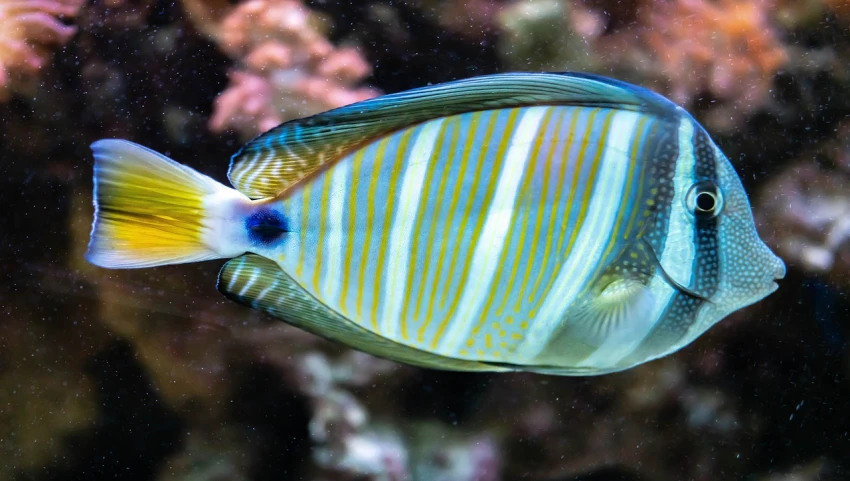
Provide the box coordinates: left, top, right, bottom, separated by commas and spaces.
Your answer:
1, 1, 849, 480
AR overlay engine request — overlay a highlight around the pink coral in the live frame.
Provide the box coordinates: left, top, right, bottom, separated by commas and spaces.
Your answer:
0, 0, 82, 101
197, 0, 378, 140
643, 0, 788, 129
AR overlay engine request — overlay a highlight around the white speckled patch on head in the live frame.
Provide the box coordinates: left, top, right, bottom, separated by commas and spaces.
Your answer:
683, 143, 785, 344
613, 120, 785, 371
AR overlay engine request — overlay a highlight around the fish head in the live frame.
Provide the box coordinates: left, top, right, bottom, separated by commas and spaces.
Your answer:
658, 132, 785, 346
692, 146, 785, 325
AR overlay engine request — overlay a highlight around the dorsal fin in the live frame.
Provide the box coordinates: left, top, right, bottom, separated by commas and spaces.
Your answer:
227, 72, 681, 198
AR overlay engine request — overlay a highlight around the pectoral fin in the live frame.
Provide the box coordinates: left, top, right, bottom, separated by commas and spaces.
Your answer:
530, 278, 657, 369
570, 278, 657, 346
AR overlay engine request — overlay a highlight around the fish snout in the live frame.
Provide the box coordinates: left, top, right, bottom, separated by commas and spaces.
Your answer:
764, 250, 786, 293
773, 256, 786, 280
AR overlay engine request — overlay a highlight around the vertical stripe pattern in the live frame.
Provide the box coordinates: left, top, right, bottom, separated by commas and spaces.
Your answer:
270, 105, 664, 361
380, 120, 445, 338
579, 116, 698, 368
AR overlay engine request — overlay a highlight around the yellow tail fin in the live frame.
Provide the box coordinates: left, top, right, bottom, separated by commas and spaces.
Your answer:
86, 139, 250, 269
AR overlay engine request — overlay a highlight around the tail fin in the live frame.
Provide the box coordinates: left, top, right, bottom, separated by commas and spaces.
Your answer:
86, 139, 250, 269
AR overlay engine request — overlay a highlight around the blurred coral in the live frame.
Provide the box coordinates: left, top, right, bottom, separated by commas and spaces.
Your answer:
775, 0, 835, 28
757, 122, 850, 280
408, 427, 501, 481
487, 360, 754, 481
401, 0, 509, 38
643, 0, 788, 130
286, 351, 502, 481
499, 0, 789, 132
0, 0, 82, 101
187, 0, 379, 140
498, 0, 599, 73
296, 352, 410, 480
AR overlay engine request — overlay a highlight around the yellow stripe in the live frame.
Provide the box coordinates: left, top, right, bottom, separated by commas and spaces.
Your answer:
430, 108, 521, 350
420, 113, 481, 342
571, 110, 615, 251
547, 111, 641, 313
360, 126, 418, 340
622, 120, 656, 240
357, 138, 390, 322
599, 115, 648, 264
437, 111, 500, 310
530, 108, 611, 312
505, 108, 557, 314
521, 109, 566, 306
527, 107, 580, 303
512, 108, 562, 313
477, 106, 552, 317
339, 149, 368, 314
402, 117, 457, 340
312, 169, 334, 293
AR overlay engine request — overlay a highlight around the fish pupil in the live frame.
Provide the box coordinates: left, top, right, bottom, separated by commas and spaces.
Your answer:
696, 192, 715, 212
246, 209, 288, 245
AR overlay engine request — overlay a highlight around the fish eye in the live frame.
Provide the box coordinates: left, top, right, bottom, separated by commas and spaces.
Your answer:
686, 181, 723, 218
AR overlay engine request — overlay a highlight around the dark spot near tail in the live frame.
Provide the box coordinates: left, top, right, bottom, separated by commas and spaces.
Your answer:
247, 208, 288, 245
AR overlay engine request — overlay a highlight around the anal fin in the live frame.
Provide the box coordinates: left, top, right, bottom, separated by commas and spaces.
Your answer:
217, 255, 508, 372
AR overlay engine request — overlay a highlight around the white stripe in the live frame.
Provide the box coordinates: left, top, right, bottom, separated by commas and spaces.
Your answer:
239, 268, 261, 296
380, 119, 445, 338
231, 160, 246, 185
519, 110, 640, 361
578, 115, 697, 368
438, 106, 548, 354
254, 279, 280, 304
322, 160, 351, 301
227, 262, 246, 291
232, 154, 257, 185
242, 157, 266, 186
660, 116, 697, 289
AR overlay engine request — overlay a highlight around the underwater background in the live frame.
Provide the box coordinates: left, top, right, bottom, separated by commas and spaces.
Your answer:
1, 0, 849, 479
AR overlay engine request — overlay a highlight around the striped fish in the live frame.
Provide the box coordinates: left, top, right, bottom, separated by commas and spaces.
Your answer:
86, 72, 785, 375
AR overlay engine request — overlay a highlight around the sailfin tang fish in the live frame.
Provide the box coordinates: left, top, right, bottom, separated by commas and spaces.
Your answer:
86, 72, 785, 376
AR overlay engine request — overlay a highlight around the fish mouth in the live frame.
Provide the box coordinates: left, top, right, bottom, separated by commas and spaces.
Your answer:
774, 260, 787, 281
768, 280, 780, 294
769, 271, 784, 293
768, 253, 786, 292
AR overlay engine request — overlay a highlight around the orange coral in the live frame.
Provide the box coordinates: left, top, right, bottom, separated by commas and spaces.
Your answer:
0, 0, 83, 101
189, 0, 378, 140
644, 0, 788, 129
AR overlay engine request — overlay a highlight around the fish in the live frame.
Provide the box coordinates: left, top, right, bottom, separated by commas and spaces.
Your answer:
85, 72, 785, 376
